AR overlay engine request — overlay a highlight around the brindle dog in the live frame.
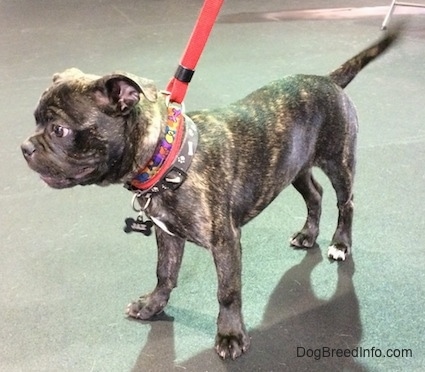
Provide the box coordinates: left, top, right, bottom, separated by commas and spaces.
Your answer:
22, 29, 401, 359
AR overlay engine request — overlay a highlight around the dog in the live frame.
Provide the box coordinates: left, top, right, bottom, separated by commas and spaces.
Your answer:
21, 29, 400, 359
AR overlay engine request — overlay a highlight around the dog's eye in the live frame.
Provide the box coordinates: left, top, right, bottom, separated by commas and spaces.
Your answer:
51, 124, 71, 138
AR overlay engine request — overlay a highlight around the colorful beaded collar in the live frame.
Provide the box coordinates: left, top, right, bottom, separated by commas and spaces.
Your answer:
126, 102, 198, 195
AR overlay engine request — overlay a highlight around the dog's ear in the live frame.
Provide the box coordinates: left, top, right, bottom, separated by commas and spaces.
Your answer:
94, 73, 158, 115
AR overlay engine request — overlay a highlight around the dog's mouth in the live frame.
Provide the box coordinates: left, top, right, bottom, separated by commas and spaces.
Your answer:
39, 167, 96, 189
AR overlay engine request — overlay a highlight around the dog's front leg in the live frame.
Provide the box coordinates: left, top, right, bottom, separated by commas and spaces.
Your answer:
212, 226, 250, 359
127, 228, 185, 319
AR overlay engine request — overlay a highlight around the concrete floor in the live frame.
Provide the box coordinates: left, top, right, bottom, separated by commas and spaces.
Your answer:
1, 0, 424, 371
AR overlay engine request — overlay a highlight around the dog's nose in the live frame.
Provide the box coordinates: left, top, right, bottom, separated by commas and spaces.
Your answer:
21, 140, 36, 158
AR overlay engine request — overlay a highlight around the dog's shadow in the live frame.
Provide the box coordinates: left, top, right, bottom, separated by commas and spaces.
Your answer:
132, 248, 365, 371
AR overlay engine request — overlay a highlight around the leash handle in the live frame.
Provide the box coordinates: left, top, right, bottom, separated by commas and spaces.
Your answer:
166, 0, 224, 104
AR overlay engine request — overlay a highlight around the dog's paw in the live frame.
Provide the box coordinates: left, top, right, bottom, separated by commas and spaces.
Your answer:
215, 331, 250, 360
290, 231, 317, 248
327, 244, 350, 261
126, 293, 168, 320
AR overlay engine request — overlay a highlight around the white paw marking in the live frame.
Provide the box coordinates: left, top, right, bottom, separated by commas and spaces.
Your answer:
327, 245, 346, 261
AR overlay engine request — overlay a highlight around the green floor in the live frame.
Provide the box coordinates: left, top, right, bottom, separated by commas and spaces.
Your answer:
1, 1, 424, 371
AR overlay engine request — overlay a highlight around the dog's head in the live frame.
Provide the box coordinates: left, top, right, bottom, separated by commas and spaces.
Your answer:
21, 68, 159, 188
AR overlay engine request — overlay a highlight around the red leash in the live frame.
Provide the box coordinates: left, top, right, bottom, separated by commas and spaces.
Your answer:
166, 0, 224, 104
128, 0, 223, 193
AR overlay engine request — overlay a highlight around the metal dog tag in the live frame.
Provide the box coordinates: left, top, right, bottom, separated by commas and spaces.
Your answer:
123, 214, 153, 236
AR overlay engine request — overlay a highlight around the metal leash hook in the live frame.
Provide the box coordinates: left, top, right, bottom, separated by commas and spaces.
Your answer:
131, 192, 151, 212
161, 90, 186, 114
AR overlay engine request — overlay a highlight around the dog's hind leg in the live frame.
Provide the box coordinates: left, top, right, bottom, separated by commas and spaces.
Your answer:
127, 229, 185, 319
323, 159, 355, 261
290, 169, 323, 248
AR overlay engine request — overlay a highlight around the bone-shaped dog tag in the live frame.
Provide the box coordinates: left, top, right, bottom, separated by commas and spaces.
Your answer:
123, 214, 153, 236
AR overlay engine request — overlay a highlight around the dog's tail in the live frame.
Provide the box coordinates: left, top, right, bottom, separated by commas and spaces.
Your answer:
329, 25, 403, 89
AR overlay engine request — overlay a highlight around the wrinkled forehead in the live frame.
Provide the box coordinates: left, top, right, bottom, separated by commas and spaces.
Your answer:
35, 80, 97, 126
52, 68, 100, 85
39, 68, 100, 102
